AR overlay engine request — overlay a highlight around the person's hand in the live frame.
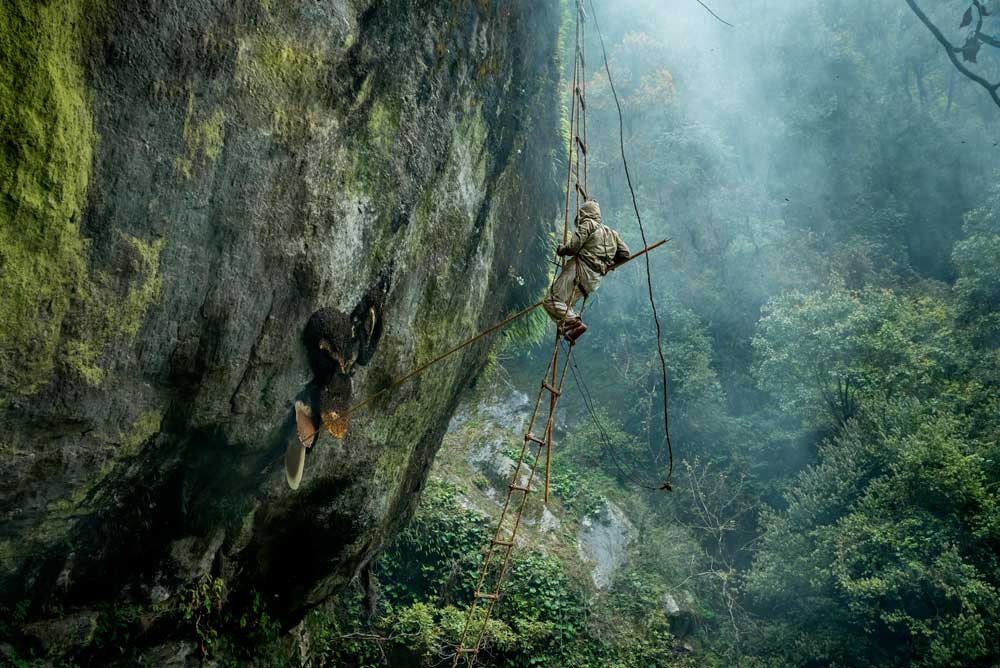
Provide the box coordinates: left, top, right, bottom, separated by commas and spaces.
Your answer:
609, 252, 629, 270
556, 245, 571, 257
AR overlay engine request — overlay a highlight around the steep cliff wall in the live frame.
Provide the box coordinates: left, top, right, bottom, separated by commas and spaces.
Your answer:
0, 0, 563, 655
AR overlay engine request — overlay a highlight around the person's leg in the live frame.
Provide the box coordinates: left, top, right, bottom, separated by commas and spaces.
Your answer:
561, 266, 589, 342
562, 288, 588, 343
543, 263, 581, 325
544, 264, 591, 343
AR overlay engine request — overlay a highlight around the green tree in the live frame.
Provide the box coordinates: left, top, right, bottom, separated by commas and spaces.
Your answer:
953, 181, 1000, 344
746, 399, 1000, 668
752, 287, 965, 427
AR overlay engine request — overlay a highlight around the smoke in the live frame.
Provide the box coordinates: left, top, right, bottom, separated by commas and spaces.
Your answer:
549, 0, 1000, 458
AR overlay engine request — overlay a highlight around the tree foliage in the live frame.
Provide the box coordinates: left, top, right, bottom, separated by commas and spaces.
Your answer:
752, 287, 965, 427
746, 400, 1000, 667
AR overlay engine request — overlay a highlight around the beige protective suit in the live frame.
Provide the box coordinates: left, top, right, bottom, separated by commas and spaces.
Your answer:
543, 200, 630, 325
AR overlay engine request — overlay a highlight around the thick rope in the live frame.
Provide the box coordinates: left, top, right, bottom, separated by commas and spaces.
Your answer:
589, 0, 674, 490
295, 241, 668, 446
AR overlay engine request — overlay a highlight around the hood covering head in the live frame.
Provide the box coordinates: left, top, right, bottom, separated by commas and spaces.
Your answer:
577, 200, 602, 225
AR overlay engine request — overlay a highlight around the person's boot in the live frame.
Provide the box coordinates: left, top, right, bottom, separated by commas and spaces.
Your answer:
558, 318, 582, 339
565, 321, 587, 344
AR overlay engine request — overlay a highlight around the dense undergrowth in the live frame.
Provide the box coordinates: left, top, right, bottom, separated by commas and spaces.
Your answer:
313, 476, 708, 668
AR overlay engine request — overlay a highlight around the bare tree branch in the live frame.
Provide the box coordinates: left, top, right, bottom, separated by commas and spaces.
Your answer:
904, 0, 1000, 109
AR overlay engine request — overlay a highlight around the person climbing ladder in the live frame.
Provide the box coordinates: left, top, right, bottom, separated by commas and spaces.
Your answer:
543, 199, 630, 343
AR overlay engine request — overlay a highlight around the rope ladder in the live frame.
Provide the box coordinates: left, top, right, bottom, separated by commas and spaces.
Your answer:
451, 2, 590, 665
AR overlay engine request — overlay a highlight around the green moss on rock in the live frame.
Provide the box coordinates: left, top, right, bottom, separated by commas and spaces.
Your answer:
174, 92, 226, 179
0, 540, 15, 575
38, 409, 162, 541
0, 0, 100, 401
119, 410, 163, 455
236, 31, 328, 144
65, 236, 166, 385
366, 100, 400, 152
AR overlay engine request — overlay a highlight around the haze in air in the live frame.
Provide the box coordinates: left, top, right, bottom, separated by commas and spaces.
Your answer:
1, 0, 998, 666
352, 0, 1000, 665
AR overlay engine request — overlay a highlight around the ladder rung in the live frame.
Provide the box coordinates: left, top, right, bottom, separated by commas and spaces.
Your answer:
491, 538, 514, 547
576, 137, 587, 155
542, 381, 562, 397
575, 182, 588, 200
474, 592, 499, 600
457, 647, 476, 653
525, 432, 545, 445
510, 484, 534, 493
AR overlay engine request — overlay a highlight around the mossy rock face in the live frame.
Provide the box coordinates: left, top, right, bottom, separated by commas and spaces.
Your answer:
0, 0, 99, 399
0, 0, 563, 655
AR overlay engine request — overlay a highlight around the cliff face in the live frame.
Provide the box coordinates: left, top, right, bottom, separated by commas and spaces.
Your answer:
0, 0, 562, 649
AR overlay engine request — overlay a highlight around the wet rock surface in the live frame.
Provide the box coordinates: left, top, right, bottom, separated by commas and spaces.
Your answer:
0, 0, 562, 654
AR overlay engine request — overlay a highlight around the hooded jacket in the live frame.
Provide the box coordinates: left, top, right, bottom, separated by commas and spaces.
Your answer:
558, 200, 630, 294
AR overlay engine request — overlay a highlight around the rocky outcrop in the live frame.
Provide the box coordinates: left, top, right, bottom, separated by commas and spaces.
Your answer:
576, 499, 636, 589
662, 590, 700, 639
0, 0, 563, 653
464, 389, 531, 497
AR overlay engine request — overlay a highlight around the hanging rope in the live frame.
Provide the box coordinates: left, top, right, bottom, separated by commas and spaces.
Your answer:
566, 345, 664, 491
588, 0, 674, 490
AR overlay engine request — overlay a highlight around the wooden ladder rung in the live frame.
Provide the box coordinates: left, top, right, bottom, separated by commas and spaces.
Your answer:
525, 432, 545, 445
575, 182, 588, 200
576, 137, 587, 155
455, 323, 583, 668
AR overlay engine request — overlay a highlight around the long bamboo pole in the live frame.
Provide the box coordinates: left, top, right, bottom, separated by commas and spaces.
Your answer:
345, 238, 669, 417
